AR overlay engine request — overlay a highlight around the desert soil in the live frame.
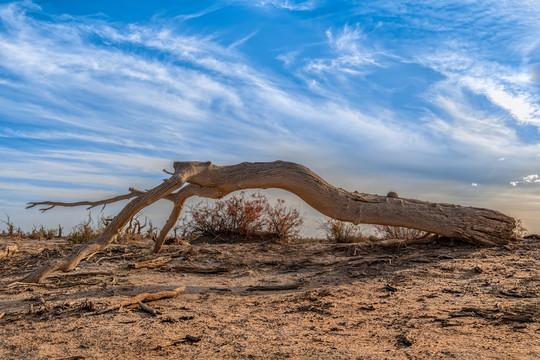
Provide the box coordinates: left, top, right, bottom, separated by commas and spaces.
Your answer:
0, 236, 539, 359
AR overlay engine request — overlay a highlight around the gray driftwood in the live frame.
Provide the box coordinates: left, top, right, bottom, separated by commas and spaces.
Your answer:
20, 161, 517, 283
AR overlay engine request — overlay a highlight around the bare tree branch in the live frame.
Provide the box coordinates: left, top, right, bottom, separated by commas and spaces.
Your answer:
20, 161, 214, 283
20, 160, 518, 283
26, 188, 144, 212
24, 186, 191, 213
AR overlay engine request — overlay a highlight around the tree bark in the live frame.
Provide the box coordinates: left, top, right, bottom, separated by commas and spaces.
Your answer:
153, 184, 227, 253
20, 160, 517, 283
179, 161, 516, 246
20, 162, 213, 283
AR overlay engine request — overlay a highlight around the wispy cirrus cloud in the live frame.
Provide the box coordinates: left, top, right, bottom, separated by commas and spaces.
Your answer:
251, 0, 320, 11
0, 2, 272, 157
1, 0, 540, 234
420, 50, 540, 128
305, 23, 382, 76
0, 1, 424, 194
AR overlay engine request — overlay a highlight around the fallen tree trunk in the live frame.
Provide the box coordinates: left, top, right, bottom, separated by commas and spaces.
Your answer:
175, 161, 517, 246
20, 160, 517, 283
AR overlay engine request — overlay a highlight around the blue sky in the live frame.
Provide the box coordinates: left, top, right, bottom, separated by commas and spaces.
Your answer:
1, 0, 539, 234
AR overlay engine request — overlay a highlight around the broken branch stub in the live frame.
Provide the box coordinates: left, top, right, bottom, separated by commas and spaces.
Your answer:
21, 160, 517, 283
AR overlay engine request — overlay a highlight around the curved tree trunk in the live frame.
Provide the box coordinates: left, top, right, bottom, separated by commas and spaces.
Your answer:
20, 160, 517, 283
180, 161, 516, 246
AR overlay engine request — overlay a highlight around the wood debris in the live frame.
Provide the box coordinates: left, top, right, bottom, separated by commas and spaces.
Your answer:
93, 286, 186, 315
0, 245, 18, 260
246, 283, 302, 292
171, 265, 231, 274
137, 301, 158, 316
128, 256, 172, 269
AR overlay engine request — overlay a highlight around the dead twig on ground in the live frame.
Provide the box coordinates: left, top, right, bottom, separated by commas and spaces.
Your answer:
50, 271, 115, 278
137, 301, 158, 316
92, 286, 186, 315
153, 335, 201, 350
7, 281, 52, 288
246, 283, 303, 292
170, 265, 231, 274
128, 257, 172, 269
499, 289, 536, 298
448, 306, 538, 324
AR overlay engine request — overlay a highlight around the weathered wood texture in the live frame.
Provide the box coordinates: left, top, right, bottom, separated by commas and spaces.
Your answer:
20, 160, 517, 283
20, 162, 212, 283
179, 161, 516, 246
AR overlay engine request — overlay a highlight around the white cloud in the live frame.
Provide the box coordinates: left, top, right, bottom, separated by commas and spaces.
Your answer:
420, 50, 540, 123
0, 128, 158, 150
305, 24, 380, 75
276, 50, 299, 67
173, 3, 225, 22
2, 0, 540, 235
426, 86, 517, 152
463, 76, 540, 126
510, 174, 540, 187
0, 1, 434, 187
254, 0, 318, 11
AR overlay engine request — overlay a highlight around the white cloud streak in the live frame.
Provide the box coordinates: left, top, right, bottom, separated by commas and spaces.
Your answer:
253, 1, 319, 11
305, 23, 381, 76
421, 51, 540, 127
510, 174, 540, 187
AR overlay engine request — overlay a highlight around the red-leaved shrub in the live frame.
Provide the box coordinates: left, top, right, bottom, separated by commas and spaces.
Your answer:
183, 192, 303, 241
265, 199, 303, 239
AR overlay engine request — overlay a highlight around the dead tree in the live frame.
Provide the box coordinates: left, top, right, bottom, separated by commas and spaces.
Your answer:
1, 214, 15, 237
22, 161, 517, 283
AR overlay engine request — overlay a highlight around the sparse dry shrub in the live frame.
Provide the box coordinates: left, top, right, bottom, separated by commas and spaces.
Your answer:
116, 212, 148, 243
1, 213, 15, 237
187, 192, 267, 237
182, 191, 303, 241
28, 225, 46, 240
68, 212, 153, 244
375, 225, 427, 240
68, 213, 100, 244
265, 199, 303, 239
145, 219, 158, 240
15, 227, 23, 237
320, 219, 367, 243
45, 228, 56, 240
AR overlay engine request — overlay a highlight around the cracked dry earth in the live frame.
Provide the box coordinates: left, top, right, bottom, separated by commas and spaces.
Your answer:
0, 237, 539, 359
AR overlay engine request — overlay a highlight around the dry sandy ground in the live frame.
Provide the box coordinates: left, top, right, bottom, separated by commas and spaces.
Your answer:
0, 236, 539, 359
